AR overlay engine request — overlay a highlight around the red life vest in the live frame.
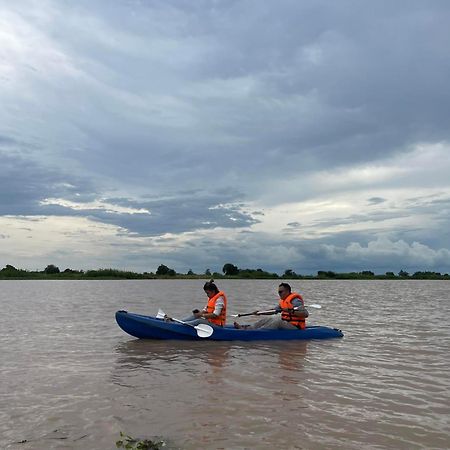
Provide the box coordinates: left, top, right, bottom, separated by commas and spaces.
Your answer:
279, 292, 306, 329
205, 291, 227, 326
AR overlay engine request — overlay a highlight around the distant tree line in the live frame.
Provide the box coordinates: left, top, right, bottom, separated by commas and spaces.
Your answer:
0, 263, 449, 280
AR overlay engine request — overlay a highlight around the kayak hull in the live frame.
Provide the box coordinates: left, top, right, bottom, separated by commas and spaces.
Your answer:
115, 311, 344, 341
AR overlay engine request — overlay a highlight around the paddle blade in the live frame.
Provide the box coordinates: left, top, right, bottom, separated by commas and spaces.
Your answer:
195, 324, 214, 338
156, 308, 166, 319
307, 304, 322, 309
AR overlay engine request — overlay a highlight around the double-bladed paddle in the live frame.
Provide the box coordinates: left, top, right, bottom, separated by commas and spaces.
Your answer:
231, 303, 322, 318
156, 308, 214, 338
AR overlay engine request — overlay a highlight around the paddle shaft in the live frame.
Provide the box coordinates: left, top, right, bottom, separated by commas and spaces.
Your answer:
156, 308, 213, 337
232, 304, 319, 318
171, 317, 200, 327
234, 308, 284, 317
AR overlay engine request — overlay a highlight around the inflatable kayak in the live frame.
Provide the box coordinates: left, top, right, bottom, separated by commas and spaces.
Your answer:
115, 310, 344, 341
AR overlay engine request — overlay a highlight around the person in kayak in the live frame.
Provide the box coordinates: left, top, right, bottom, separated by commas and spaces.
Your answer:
234, 282, 308, 329
176, 280, 228, 327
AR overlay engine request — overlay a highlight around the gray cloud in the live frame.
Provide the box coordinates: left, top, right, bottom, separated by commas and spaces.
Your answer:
0, 135, 18, 145
1, 0, 450, 272
0, 148, 97, 216
367, 197, 386, 205
4, 1, 450, 189
0, 149, 260, 235
41, 194, 260, 236
130, 229, 450, 275
310, 211, 411, 228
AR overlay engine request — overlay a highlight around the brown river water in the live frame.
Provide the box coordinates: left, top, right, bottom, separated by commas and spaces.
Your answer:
1, 279, 449, 449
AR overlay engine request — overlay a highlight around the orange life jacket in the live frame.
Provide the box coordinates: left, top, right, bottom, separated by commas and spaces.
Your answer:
205, 291, 227, 326
279, 292, 306, 329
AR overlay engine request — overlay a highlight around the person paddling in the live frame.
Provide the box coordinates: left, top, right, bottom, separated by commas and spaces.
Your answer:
234, 282, 308, 329
168, 280, 227, 327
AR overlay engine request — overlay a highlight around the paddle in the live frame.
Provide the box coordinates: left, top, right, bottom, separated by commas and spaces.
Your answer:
156, 308, 214, 338
231, 304, 322, 318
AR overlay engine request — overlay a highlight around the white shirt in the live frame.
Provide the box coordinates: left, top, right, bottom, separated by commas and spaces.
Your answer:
203, 295, 225, 316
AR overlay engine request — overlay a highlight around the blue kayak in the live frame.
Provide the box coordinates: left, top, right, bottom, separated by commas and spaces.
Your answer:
115, 310, 344, 341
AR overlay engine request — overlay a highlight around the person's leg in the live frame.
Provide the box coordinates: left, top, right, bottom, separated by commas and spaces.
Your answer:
182, 317, 211, 326
250, 315, 282, 329
234, 316, 274, 329
234, 315, 300, 330
181, 314, 196, 322
249, 316, 298, 330
277, 318, 298, 330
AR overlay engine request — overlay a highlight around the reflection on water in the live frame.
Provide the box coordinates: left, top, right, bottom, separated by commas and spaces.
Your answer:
1, 279, 450, 449
114, 339, 309, 371
113, 340, 232, 375
110, 338, 312, 449
112, 339, 309, 387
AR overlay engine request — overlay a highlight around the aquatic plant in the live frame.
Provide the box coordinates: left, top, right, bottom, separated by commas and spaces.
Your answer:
116, 431, 166, 450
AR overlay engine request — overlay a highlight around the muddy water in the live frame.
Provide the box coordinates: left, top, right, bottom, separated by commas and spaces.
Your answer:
1, 279, 449, 449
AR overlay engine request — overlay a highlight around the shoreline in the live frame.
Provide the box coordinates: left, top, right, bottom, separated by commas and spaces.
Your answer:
1, 275, 449, 281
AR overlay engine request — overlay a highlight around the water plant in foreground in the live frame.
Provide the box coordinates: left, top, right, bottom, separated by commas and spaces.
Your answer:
116, 431, 166, 449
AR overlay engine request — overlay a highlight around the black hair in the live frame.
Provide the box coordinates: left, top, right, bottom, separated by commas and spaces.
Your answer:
278, 282, 292, 293
203, 279, 219, 294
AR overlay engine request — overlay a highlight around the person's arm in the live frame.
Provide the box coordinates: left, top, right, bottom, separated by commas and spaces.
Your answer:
197, 296, 224, 319
212, 297, 224, 317
290, 298, 308, 318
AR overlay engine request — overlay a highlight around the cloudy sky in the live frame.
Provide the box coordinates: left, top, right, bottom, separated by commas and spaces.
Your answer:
1, 0, 450, 275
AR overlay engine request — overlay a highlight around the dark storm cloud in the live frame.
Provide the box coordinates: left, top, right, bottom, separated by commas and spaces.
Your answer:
0, 149, 98, 216
1, 0, 450, 272
0, 134, 261, 235
40, 193, 260, 236
0, 149, 259, 234
4, 0, 449, 193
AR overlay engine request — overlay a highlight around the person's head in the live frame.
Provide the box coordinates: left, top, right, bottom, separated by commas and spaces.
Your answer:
278, 282, 292, 300
203, 279, 219, 298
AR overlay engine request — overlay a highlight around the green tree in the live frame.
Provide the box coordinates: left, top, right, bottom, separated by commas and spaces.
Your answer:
318, 270, 336, 278
360, 271, 375, 277
0, 265, 23, 277
398, 269, 409, 278
156, 264, 176, 276
283, 269, 297, 278
205, 268, 211, 276
222, 263, 239, 276
1, 264, 18, 273
44, 264, 60, 274
63, 268, 83, 274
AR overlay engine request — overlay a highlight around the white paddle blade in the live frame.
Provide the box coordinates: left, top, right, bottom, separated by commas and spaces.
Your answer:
195, 324, 214, 338
230, 313, 239, 318
307, 304, 322, 309
156, 308, 166, 319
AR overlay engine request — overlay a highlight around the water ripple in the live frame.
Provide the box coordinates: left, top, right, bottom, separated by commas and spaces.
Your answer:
1, 280, 449, 449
